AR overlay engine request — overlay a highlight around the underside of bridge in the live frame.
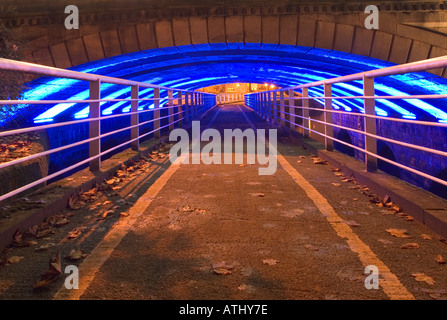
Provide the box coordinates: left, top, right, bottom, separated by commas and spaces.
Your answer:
7, 44, 447, 127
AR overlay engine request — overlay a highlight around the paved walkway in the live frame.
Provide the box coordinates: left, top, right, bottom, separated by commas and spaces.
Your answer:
1, 104, 447, 300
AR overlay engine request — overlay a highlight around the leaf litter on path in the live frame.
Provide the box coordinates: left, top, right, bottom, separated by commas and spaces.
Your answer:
386, 228, 411, 238
212, 261, 234, 275
33, 253, 62, 290
262, 259, 278, 266
412, 273, 435, 286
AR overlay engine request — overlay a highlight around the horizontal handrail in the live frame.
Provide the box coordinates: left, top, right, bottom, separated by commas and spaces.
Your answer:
262, 55, 447, 92
0, 58, 217, 203
0, 58, 195, 92
245, 55, 447, 194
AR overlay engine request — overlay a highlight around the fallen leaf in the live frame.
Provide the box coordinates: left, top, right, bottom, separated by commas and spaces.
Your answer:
7, 256, 24, 264
35, 243, 56, 252
213, 268, 232, 275
421, 234, 433, 240
120, 212, 130, 218
343, 220, 360, 227
67, 228, 82, 239
33, 253, 62, 290
65, 249, 87, 261
386, 228, 411, 238
313, 158, 328, 165
250, 193, 265, 197
378, 239, 393, 246
262, 259, 278, 266
101, 210, 114, 219
435, 255, 446, 264
331, 183, 341, 187
212, 261, 234, 275
13, 229, 22, 244
412, 273, 435, 285
400, 243, 420, 249
36, 227, 53, 238
304, 244, 319, 251
55, 218, 69, 227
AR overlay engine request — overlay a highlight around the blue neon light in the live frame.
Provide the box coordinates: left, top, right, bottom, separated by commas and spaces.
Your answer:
0, 43, 444, 127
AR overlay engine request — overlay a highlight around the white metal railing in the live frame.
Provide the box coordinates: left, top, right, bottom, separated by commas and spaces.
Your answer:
245, 55, 447, 188
217, 93, 245, 104
0, 58, 217, 203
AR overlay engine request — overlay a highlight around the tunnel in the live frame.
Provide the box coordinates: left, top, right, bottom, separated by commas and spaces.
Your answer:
2, 42, 447, 190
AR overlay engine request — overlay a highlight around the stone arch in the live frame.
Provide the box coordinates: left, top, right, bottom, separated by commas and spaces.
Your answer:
429, 168, 447, 199
334, 129, 355, 157
377, 141, 401, 179
19, 10, 446, 77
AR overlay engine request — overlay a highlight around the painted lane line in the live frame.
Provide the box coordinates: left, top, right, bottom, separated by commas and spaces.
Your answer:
53, 158, 184, 300
237, 104, 415, 300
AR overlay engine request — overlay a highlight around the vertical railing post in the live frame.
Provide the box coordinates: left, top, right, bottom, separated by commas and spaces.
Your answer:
302, 87, 309, 138
89, 79, 101, 172
263, 92, 268, 121
288, 89, 296, 131
168, 89, 174, 131
178, 91, 183, 127
364, 75, 378, 172
130, 85, 139, 151
279, 90, 285, 126
272, 91, 277, 123
154, 87, 160, 139
324, 83, 334, 151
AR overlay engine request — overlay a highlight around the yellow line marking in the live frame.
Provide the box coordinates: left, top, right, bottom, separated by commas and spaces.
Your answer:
53, 159, 183, 300
276, 153, 415, 300
236, 104, 414, 299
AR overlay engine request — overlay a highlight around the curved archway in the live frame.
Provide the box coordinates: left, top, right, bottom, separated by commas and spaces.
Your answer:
377, 141, 401, 179
334, 129, 355, 157
429, 169, 447, 199
7, 43, 447, 129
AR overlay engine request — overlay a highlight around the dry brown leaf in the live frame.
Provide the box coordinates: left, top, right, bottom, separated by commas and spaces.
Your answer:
421, 234, 433, 240
67, 228, 82, 239
213, 268, 232, 275
212, 261, 234, 275
331, 183, 341, 187
262, 259, 278, 266
120, 212, 130, 218
7, 256, 24, 264
33, 253, 62, 290
55, 218, 69, 227
101, 210, 114, 219
250, 193, 265, 197
412, 273, 435, 285
435, 255, 446, 264
65, 249, 87, 261
304, 244, 319, 251
13, 229, 22, 244
343, 220, 360, 227
378, 239, 393, 246
35, 243, 56, 252
313, 158, 328, 165
400, 242, 419, 249
386, 228, 411, 238
36, 227, 53, 238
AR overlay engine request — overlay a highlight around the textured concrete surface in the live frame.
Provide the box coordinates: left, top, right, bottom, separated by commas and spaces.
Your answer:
1, 104, 447, 300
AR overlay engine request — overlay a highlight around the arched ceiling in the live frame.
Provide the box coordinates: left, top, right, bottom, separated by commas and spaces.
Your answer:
12, 43, 447, 127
